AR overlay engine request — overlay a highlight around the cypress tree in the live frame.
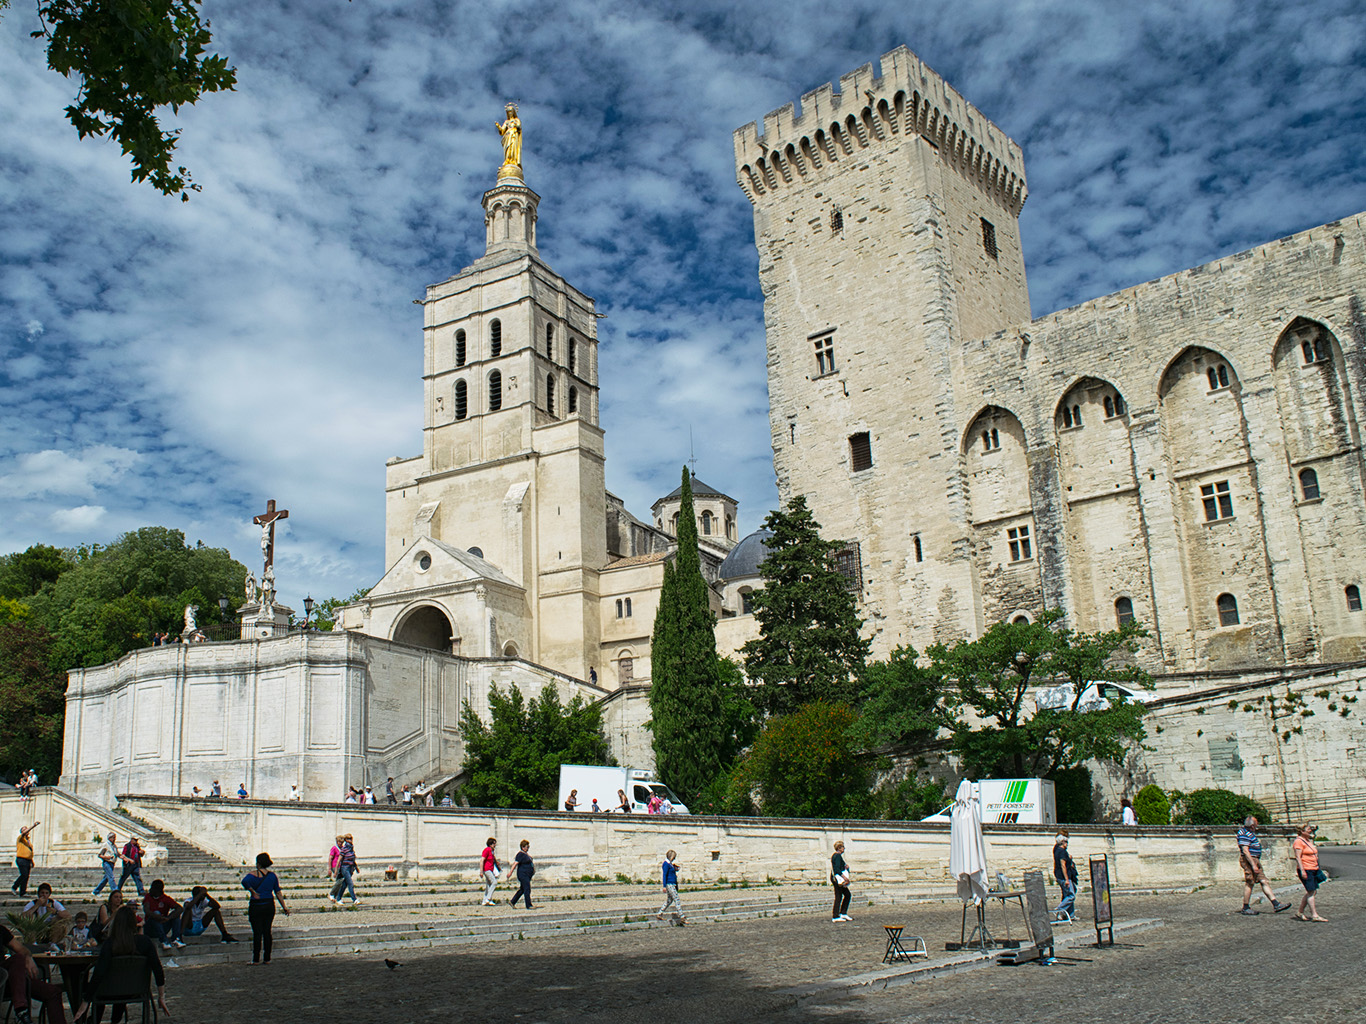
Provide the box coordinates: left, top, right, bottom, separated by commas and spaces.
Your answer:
741, 495, 870, 715
649, 468, 727, 801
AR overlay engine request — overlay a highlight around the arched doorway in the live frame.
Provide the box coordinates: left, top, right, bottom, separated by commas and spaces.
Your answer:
393, 605, 455, 652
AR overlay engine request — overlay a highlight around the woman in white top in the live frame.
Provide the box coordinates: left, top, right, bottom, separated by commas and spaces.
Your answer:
1121, 799, 1138, 826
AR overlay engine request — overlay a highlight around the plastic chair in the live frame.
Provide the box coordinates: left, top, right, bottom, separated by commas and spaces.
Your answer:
88, 956, 156, 1024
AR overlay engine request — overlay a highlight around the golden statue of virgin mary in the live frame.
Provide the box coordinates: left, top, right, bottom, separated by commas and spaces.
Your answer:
496, 102, 522, 179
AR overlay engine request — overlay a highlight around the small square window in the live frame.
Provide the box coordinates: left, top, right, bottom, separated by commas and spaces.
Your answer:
831, 208, 843, 234
1201, 481, 1233, 521
1007, 525, 1032, 562
813, 334, 836, 376
832, 543, 863, 591
849, 432, 872, 472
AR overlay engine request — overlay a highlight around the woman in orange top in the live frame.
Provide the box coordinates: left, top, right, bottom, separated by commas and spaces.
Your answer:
1291, 823, 1327, 922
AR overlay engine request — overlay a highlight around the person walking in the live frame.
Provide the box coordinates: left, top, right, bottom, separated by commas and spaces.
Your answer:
12, 821, 38, 896
1237, 816, 1292, 915
830, 841, 852, 922
1291, 823, 1328, 922
116, 835, 145, 896
656, 850, 686, 925
242, 852, 290, 964
329, 834, 359, 905
480, 838, 500, 906
91, 830, 119, 897
1053, 833, 1079, 921
507, 839, 535, 909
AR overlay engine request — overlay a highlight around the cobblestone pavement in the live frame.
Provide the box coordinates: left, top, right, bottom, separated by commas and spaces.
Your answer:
158, 881, 1363, 1023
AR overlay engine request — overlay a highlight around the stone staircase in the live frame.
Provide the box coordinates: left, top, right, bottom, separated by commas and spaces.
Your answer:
126, 819, 234, 874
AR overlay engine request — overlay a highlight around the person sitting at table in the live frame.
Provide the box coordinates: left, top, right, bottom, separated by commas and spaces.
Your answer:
141, 880, 185, 950
68, 913, 93, 950
179, 886, 238, 943
1, 919, 70, 1024
22, 882, 72, 945
74, 906, 169, 1023
90, 891, 139, 945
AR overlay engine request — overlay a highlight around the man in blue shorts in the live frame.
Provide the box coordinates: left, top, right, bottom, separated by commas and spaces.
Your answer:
179, 885, 239, 942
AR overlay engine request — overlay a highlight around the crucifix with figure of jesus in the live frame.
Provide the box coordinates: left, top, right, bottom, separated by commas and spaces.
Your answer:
253, 499, 290, 571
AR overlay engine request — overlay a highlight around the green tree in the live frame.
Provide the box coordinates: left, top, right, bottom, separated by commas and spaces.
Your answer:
732, 701, 868, 818
741, 496, 870, 716
458, 683, 614, 810
27, 0, 237, 200
649, 468, 735, 801
308, 586, 371, 631
0, 622, 66, 782
851, 645, 949, 753
1133, 783, 1170, 825
926, 610, 1152, 778
25, 526, 246, 667
0, 544, 74, 599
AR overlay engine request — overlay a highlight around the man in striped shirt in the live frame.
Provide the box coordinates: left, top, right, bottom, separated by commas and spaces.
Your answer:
1238, 817, 1291, 915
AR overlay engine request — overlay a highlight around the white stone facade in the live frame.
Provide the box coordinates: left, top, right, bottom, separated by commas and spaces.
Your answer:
735, 44, 1366, 672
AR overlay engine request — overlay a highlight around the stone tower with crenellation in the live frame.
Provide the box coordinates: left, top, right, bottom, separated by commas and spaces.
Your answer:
734, 45, 1032, 653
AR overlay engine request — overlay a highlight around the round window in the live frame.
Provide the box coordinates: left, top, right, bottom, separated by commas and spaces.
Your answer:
417, 553, 432, 572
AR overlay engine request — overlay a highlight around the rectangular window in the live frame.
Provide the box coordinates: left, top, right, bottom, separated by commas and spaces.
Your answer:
832, 543, 863, 591
849, 432, 872, 472
813, 333, 836, 376
981, 217, 998, 260
1201, 481, 1233, 521
1007, 525, 1032, 562
913, 534, 923, 563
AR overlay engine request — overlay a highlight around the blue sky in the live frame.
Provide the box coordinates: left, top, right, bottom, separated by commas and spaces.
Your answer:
2, 0, 1364, 611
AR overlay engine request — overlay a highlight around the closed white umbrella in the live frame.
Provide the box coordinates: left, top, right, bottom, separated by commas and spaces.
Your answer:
949, 779, 989, 903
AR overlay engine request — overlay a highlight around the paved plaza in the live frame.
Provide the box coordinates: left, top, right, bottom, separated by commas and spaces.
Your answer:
152, 856, 1363, 1023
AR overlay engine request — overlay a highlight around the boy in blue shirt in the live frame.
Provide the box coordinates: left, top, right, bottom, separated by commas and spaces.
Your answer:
656, 850, 686, 926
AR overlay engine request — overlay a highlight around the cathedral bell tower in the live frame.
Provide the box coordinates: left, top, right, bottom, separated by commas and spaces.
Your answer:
370, 105, 607, 679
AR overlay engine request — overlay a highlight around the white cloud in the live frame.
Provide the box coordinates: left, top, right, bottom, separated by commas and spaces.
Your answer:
49, 505, 107, 532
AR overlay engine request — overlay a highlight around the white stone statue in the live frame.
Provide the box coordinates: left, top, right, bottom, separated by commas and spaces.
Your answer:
183, 604, 198, 633
245, 570, 258, 606
260, 565, 276, 613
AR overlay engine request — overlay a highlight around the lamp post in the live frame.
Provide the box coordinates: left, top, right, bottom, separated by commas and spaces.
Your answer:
219, 596, 230, 620
303, 595, 315, 630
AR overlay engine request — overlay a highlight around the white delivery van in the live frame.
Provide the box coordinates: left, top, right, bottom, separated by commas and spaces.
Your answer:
921, 778, 1057, 825
557, 764, 690, 814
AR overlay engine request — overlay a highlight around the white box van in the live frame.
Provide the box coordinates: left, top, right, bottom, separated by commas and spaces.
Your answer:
921, 778, 1057, 825
557, 764, 690, 814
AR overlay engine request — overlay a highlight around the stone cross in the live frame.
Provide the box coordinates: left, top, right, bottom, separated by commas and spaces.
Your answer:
252, 499, 290, 571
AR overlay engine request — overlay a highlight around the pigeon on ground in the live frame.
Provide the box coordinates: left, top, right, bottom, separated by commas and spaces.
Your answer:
384, 959, 402, 970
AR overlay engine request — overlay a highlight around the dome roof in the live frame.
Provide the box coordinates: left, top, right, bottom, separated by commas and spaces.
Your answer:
719, 528, 773, 580
654, 476, 734, 505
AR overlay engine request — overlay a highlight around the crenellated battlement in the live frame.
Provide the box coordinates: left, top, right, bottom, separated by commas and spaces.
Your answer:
733, 45, 1027, 214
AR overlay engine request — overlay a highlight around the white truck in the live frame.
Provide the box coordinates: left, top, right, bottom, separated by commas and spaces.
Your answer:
557, 764, 690, 815
921, 778, 1057, 825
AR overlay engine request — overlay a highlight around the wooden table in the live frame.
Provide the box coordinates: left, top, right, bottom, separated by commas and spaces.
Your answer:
32, 951, 97, 1016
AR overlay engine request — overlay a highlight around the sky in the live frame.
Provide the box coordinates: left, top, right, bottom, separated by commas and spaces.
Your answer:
2, 0, 1364, 612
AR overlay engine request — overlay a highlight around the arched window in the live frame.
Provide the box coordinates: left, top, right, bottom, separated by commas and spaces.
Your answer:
454, 379, 467, 420
1061, 404, 1082, 428
490, 319, 502, 358
1115, 596, 1134, 626
1217, 593, 1240, 627
701, 511, 713, 535
1207, 363, 1230, 390
671, 513, 679, 533
618, 655, 634, 682
568, 339, 576, 374
502, 641, 518, 658
740, 587, 755, 614
982, 427, 1000, 451
546, 373, 555, 416
488, 370, 502, 411
726, 515, 735, 539
568, 387, 578, 414
1303, 337, 1328, 364
545, 323, 554, 359
615, 599, 623, 618
1347, 585, 1362, 612
1113, 394, 1126, 415
455, 329, 466, 367
624, 597, 632, 617
1103, 395, 1114, 418
1011, 613, 1031, 624
1299, 468, 1320, 501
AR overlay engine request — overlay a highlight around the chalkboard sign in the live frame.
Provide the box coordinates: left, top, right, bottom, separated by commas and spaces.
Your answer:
1089, 854, 1113, 945
1022, 869, 1053, 954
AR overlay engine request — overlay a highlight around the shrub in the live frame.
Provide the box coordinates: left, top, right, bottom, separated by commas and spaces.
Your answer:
733, 701, 870, 818
1050, 766, 1093, 823
1133, 784, 1170, 825
868, 772, 948, 821
1176, 787, 1270, 826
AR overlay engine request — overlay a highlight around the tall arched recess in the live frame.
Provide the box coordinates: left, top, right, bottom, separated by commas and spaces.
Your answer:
393, 604, 456, 653
1271, 318, 1366, 660
1052, 377, 1154, 635
961, 405, 1042, 627
1158, 347, 1274, 667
